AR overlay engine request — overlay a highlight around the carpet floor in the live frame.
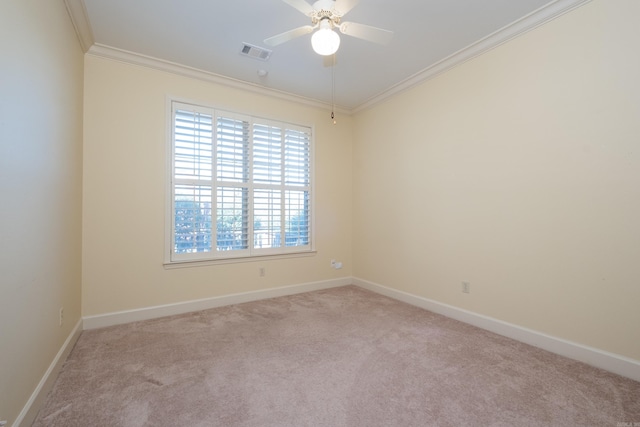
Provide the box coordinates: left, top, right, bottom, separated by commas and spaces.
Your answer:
33, 285, 640, 426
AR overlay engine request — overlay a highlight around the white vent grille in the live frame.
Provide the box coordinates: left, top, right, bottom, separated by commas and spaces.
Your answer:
240, 43, 272, 61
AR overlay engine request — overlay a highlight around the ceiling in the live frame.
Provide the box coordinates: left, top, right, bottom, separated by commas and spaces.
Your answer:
67, 0, 586, 112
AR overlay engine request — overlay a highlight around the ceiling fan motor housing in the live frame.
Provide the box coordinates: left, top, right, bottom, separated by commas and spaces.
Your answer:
311, 8, 341, 28
264, 0, 393, 50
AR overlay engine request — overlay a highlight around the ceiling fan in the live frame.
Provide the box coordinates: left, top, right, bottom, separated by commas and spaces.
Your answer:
264, 0, 394, 56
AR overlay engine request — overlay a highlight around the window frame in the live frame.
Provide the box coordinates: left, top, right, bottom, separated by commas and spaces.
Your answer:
164, 98, 315, 266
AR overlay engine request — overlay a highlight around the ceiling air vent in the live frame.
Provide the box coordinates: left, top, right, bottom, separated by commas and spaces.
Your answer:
240, 43, 273, 61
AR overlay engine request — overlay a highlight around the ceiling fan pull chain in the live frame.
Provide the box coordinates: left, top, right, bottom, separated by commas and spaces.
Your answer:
331, 54, 337, 125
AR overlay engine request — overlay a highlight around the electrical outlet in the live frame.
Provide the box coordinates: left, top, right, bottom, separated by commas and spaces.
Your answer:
462, 282, 470, 294
259, 267, 265, 277
59, 307, 64, 327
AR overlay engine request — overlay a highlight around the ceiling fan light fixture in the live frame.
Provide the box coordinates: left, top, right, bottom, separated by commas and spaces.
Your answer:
311, 22, 340, 56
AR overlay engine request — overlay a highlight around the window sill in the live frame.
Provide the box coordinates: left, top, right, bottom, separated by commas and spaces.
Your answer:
163, 250, 317, 269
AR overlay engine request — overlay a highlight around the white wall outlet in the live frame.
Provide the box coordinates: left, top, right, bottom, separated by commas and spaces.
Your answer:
59, 307, 64, 327
462, 282, 470, 294
330, 259, 343, 269
259, 267, 265, 277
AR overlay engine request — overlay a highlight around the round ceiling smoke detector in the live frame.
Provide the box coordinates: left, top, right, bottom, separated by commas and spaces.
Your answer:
257, 69, 268, 77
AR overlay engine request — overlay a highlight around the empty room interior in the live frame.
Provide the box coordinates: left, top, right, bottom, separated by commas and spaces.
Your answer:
1, 0, 639, 425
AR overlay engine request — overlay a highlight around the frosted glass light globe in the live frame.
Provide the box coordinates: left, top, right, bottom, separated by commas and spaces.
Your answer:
311, 27, 340, 56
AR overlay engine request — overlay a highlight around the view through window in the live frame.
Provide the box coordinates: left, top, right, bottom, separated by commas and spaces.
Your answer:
169, 101, 312, 262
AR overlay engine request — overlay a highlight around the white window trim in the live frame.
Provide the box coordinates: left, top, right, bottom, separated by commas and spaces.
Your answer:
164, 97, 316, 266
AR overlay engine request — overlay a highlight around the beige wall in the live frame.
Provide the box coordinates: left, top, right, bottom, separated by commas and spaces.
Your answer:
82, 56, 352, 316
2, 0, 638, 422
0, 0, 84, 424
353, 0, 640, 360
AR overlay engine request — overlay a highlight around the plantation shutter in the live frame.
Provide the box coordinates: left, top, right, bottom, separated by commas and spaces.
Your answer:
172, 107, 214, 258
284, 127, 311, 247
253, 124, 282, 185
169, 101, 312, 263
216, 116, 250, 252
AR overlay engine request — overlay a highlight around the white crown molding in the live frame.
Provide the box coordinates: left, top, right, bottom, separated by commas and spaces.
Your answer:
69, 0, 590, 114
63, 0, 94, 52
87, 43, 349, 115
353, 0, 593, 113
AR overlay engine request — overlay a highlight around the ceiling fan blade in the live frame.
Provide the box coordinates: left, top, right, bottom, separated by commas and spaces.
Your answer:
339, 21, 394, 45
282, 0, 315, 16
264, 25, 314, 46
333, 0, 359, 16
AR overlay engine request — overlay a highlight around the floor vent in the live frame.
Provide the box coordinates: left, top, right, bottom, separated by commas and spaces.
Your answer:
240, 43, 272, 61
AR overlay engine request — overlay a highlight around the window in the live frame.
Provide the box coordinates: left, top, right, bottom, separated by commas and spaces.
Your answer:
168, 101, 313, 263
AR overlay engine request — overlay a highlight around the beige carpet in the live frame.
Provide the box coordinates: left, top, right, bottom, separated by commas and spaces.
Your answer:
34, 285, 640, 426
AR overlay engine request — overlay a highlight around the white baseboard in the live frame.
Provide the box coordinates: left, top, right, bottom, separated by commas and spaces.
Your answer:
14, 319, 83, 427
83, 277, 352, 330
353, 277, 640, 382
18, 275, 638, 427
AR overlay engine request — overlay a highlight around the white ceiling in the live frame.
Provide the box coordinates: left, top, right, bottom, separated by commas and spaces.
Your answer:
67, 0, 587, 111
